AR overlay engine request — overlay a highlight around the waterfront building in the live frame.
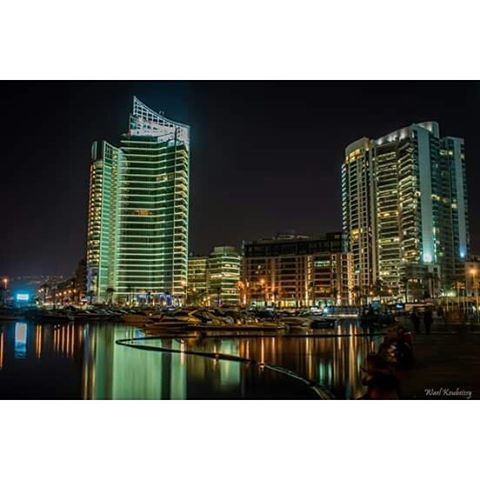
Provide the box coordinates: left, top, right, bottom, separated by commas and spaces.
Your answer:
187, 255, 209, 305
342, 138, 376, 297
207, 246, 241, 306
465, 255, 480, 298
241, 233, 353, 307
86, 97, 190, 304
342, 122, 469, 300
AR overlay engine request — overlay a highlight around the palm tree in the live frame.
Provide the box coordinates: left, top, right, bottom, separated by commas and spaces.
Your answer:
332, 287, 338, 306
215, 286, 222, 307
352, 285, 361, 306
106, 287, 115, 305
127, 285, 133, 305
86, 290, 94, 305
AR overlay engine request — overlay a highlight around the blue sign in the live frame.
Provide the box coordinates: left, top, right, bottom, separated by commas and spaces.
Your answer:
16, 293, 30, 302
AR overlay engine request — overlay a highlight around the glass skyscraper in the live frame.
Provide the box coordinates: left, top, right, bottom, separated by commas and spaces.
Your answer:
86, 97, 190, 304
342, 121, 469, 300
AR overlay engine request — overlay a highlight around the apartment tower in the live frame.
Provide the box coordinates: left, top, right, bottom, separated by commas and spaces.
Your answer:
342, 122, 469, 300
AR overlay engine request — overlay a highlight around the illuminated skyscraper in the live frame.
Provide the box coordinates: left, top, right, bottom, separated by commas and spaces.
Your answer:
86, 97, 190, 304
342, 122, 469, 300
342, 138, 376, 296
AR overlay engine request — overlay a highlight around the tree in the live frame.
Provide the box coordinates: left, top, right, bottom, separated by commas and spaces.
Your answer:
86, 290, 94, 305
106, 287, 115, 305
214, 285, 222, 307
332, 287, 338, 305
351, 285, 361, 306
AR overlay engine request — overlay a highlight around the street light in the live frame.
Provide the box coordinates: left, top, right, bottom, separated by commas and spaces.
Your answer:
470, 268, 479, 321
2, 278, 8, 305
180, 280, 187, 306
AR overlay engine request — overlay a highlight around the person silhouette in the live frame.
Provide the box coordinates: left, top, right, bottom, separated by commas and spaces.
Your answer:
410, 308, 420, 334
423, 307, 433, 335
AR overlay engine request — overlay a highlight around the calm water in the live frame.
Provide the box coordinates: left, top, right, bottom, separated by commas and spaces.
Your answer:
0, 320, 379, 399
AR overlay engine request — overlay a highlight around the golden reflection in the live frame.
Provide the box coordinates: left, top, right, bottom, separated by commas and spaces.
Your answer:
62, 326, 66, 355
191, 322, 381, 398
180, 339, 186, 365
0, 321, 381, 399
66, 325, 70, 356
49, 324, 79, 359
54, 327, 58, 353
0, 331, 4, 370
35, 325, 42, 359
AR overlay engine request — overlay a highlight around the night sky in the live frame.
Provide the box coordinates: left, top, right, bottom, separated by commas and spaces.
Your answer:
1, 81, 479, 277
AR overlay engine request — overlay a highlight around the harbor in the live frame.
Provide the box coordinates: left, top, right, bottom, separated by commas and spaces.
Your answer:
0, 307, 386, 399
1, 87, 479, 403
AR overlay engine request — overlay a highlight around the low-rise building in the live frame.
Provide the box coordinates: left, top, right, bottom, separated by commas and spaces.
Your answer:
242, 232, 353, 307
465, 255, 480, 297
187, 247, 241, 306
207, 246, 241, 306
187, 256, 209, 305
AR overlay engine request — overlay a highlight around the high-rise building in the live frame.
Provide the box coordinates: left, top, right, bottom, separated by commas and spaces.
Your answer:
207, 246, 241, 306
342, 122, 469, 300
86, 97, 190, 304
342, 138, 376, 295
242, 233, 353, 307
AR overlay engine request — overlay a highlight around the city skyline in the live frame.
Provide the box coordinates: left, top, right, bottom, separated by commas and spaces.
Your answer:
1, 81, 480, 277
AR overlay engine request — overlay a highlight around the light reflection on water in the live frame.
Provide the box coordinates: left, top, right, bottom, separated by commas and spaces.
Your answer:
0, 320, 380, 399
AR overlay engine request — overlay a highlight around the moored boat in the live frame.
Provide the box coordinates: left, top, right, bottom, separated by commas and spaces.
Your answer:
122, 313, 149, 324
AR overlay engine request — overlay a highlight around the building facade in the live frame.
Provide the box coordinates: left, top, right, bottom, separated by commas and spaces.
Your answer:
241, 233, 353, 307
342, 138, 377, 297
187, 256, 209, 305
342, 122, 469, 300
465, 256, 480, 298
86, 97, 190, 304
207, 246, 241, 306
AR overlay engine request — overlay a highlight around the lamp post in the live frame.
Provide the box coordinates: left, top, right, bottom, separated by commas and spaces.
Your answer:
471, 268, 479, 322
2, 277, 8, 305
180, 280, 187, 306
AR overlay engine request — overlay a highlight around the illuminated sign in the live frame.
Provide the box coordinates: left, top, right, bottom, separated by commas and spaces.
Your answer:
16, 293, 30, 302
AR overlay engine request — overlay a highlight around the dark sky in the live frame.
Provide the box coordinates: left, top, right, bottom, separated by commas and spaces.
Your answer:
1, 81, 479, 277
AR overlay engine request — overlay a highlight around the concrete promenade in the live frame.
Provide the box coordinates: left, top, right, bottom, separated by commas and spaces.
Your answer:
397, 320, 480, 399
